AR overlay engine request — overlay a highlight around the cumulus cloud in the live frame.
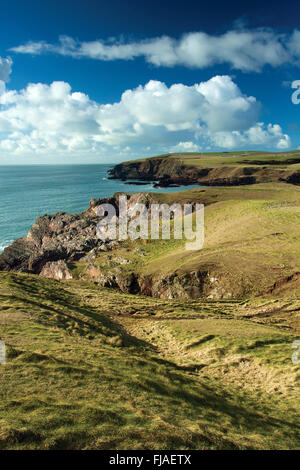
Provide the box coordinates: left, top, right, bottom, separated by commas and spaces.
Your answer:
0, 57, 12, 82
0, 57, 13, 118
0, 76, 290, 159
10, 27, 300, 71
207, 123, 290, 150
170, 141, 202, 153
0, 56, 13, 98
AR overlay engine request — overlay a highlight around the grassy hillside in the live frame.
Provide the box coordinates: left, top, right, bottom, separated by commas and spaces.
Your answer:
71, 183, 300, 299
127, 150, 300, 170
0, 179, 299, 450
0, 272, 299, 450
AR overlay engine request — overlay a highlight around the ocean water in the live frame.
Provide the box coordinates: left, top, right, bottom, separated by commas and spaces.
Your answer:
0, 164, 200, 253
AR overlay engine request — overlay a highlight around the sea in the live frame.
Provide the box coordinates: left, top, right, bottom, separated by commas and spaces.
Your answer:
0, 164, 200, 253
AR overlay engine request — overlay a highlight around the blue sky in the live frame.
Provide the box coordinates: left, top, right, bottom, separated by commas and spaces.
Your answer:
1, 0, 300, 163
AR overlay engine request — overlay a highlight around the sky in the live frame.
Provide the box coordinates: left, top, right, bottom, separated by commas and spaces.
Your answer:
1, 0, 300, 164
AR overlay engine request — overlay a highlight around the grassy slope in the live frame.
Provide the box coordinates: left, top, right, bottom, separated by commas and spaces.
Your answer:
174, 151, 300, 171
73, 183, 300, 298
0, 180, 299, 450
121, 150, 300, 172
0, 272, 299, 450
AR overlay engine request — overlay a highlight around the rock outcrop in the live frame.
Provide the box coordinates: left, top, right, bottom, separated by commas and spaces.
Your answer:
40, 260, 73, 280
78, 261, 234, 300
0, 192, 160, 276
0, 189, 231, 298
0, 202, 115, 274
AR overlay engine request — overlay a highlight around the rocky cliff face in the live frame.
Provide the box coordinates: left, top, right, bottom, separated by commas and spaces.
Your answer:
109, 157, 204, 185
0, 191, 232, 299
79, 263, 233, 300
109, 156, 300, 187
0, 192, 156, 274
0, 199, 116, 274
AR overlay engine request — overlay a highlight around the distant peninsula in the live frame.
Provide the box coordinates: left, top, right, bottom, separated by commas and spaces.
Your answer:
109, 150, 300, 187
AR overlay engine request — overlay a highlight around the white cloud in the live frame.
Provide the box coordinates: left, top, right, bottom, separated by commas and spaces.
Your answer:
208, 123, 291, 150
170, 141, 202, 152
10, 28, 300, 71
0, 57, 13, 97
288, 30, 300, 61
0, 76, 290, 159
0, 57, 12, 82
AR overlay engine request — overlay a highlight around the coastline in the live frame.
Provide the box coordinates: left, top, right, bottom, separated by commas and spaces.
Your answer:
108, 151, 300, 187
0, 164, 202, 254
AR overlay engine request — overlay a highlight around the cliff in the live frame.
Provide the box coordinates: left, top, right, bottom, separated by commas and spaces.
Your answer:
1, 183, 299, 301
109, 151, 300, 187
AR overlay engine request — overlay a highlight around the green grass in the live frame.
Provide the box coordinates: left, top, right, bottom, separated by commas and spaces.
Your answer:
1, 177, 300, 450
71, 183, 300, 299
122, 150, 300, 170
175, 152, 300, 169
0, 272, 299, 449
